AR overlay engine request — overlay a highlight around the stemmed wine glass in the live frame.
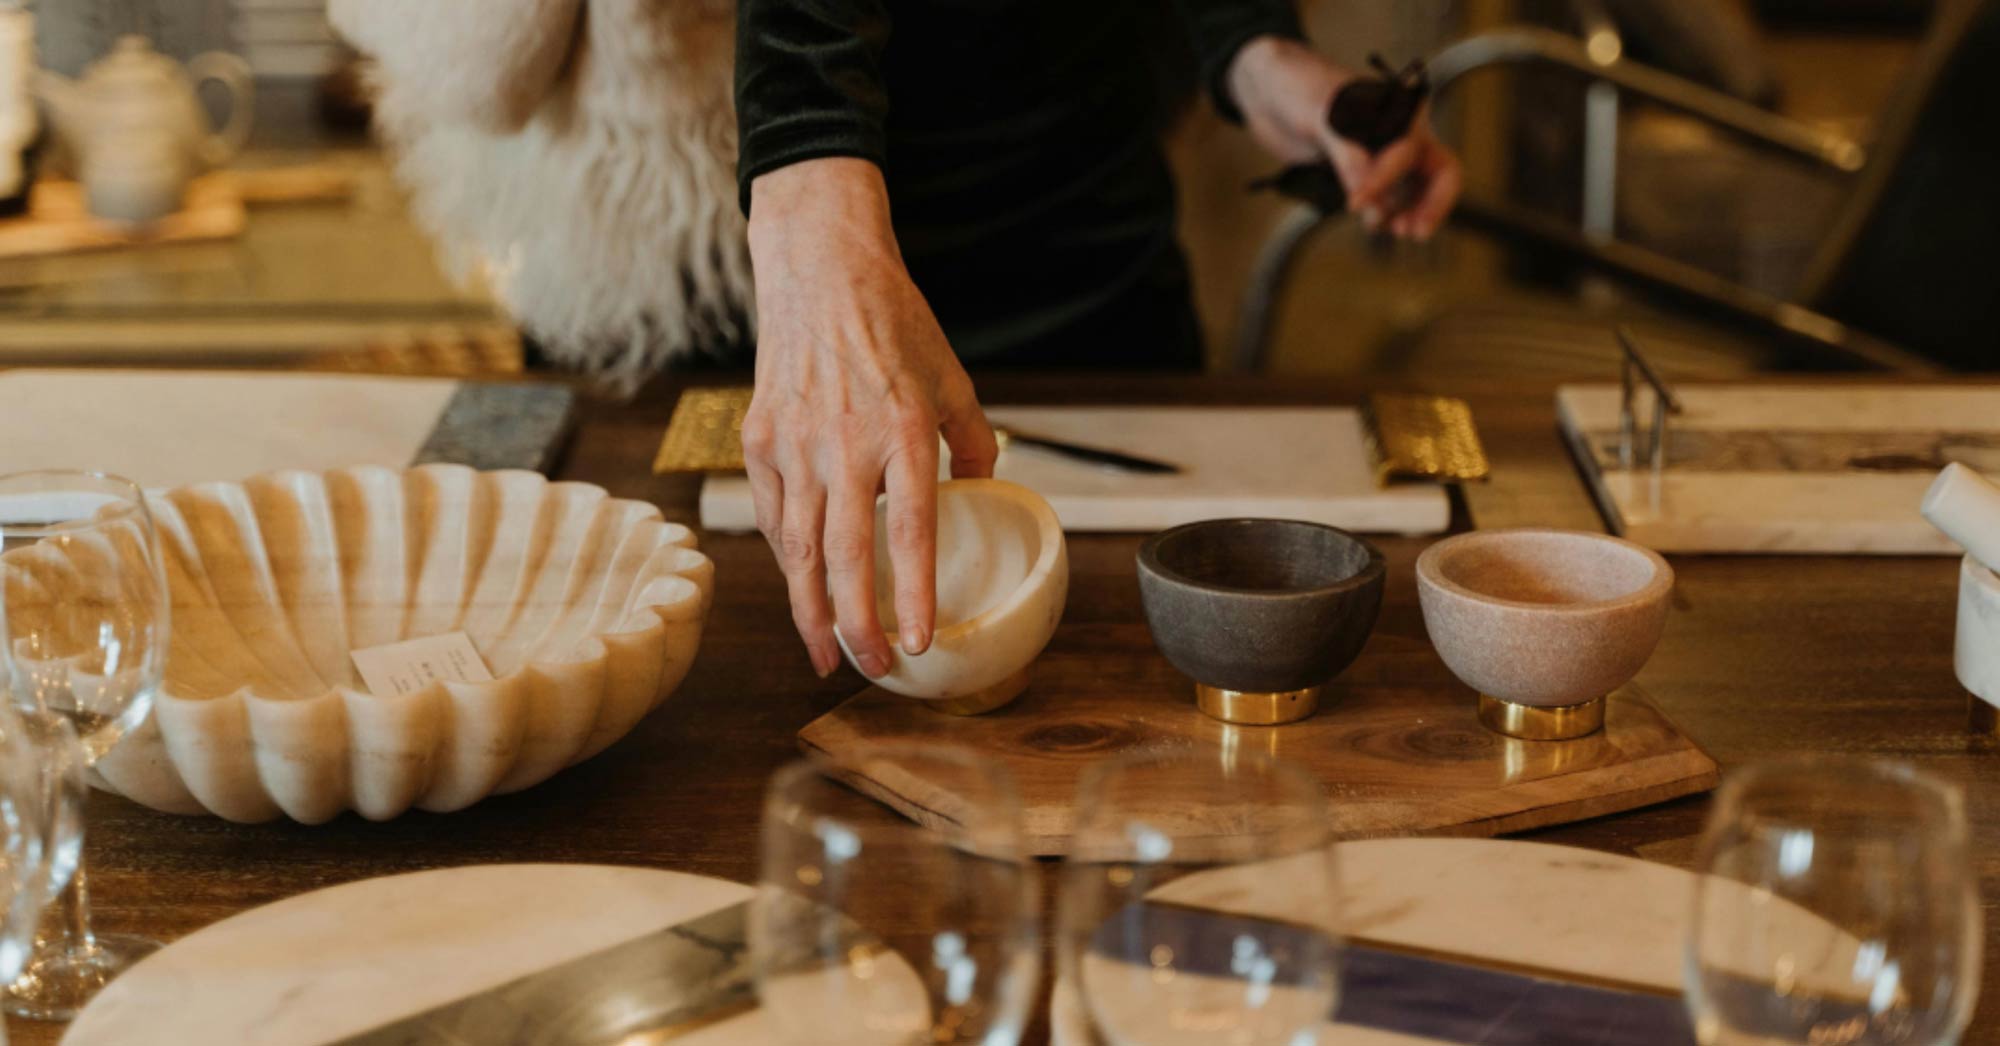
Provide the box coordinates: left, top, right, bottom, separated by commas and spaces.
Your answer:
750, 746, 1040, 1046
0, 470, 169, 1020
0, 700, 85, 1046
1057, 749, 1342, 1046
1685, 756, 1982, 1046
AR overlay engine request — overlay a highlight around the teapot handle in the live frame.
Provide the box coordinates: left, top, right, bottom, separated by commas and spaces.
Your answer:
188, 51, 254, 168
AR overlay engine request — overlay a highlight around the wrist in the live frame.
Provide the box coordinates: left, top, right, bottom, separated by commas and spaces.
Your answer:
1227, 36, 1350, 134
748, 157, 897, 261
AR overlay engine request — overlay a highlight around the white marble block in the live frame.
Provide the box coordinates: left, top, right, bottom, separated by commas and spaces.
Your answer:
1958, 555, 2000, 710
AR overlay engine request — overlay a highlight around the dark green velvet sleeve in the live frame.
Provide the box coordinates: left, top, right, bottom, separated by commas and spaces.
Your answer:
1173, 0, 1306, 122
734, 0, 892, 215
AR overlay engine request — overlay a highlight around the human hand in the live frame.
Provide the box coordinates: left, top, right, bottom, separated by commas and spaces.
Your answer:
741, 158, 999, 680
1228, 36, 1462, 239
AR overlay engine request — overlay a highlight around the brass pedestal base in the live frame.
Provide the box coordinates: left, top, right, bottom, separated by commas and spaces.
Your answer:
1196, 684, 1322, 725
1478, 694, 1606, 741
1972, 696, 2000, 738
927, 670, 1029, 716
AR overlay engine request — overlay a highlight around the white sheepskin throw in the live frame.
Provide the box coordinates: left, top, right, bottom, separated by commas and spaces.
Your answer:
330, 0, 752, 393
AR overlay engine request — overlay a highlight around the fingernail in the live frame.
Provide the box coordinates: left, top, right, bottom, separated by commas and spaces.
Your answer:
810, 648, 836, 678
901, 624, 929, 655
857, 652, 890, 678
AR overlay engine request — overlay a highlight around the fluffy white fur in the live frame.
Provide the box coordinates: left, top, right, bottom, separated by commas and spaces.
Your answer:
330, 0, 753, 392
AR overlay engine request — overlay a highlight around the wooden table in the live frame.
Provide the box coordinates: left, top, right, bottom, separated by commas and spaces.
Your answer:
11, 373, 1995, 1045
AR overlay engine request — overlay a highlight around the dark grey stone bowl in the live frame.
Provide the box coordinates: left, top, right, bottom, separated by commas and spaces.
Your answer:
1137, 518, 1386, 694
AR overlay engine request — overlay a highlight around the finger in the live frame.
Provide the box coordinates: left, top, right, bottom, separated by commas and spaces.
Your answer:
939, 383, 998, 479
824, 468, 892, 678
1411, 147, 1464, 240
1350, 137, 1419, 214
1324, 138, 1374, 220
772, 472, 841, 679
882, 435, 939, 656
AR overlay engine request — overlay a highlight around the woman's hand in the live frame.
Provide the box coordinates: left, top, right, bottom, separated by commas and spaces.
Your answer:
742, 158, 999, 680
1228, 36, 1462, 240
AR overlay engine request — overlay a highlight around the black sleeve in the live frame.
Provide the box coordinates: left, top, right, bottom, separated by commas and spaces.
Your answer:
1174, 0, 1307, 123
734, 0, 892, 215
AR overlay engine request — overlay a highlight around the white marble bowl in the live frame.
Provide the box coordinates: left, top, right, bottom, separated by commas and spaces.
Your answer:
840, 479, 1067, 713
87, 465, 713, 823
1957, 555, 2000, 713
1416, 528, 1671, 736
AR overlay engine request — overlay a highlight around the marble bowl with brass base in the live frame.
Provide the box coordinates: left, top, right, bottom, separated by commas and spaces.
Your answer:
839, 478, 1067, 715
1137, 518, 1384, 725
1416, 528, 1672, 741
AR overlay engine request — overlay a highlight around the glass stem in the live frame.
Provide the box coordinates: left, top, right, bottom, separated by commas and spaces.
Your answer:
47, 856, 96, 959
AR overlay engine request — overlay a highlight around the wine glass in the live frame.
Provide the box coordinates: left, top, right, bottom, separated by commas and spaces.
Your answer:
1685, 756, 1982, 1046
0, 470, 169, 1020
0, 702, 85, 1046
1057, 749, 1341, 1046
750, 746, 1040, 1046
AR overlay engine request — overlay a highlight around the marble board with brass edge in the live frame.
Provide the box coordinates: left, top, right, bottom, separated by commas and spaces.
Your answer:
798, 646, 1717, 857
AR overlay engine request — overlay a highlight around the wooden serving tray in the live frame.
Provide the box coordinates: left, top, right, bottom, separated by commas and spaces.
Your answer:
800, 650, 1717, 857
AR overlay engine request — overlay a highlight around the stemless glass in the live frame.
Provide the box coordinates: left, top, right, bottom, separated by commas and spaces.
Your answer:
1057, 749, 1341, 1046
0, 470, 169, 1020
750, 746, 1040, 1046
1685, 756, 1982, 1046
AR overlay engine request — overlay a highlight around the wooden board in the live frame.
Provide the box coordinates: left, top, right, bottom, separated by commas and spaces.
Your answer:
703, 407, 1450, 535
0, 175, 245, 258
799, 653, 1718, 857
1557, 383, 2000, 554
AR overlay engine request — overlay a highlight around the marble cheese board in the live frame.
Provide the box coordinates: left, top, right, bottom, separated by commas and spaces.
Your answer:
701, 407, 1451, 536
1557, 383, 2000, 554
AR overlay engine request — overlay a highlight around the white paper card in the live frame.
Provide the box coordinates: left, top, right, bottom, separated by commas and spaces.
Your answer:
351, 631, 494, 697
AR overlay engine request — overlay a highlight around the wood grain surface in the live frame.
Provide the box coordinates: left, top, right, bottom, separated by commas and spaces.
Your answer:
803, 677, 1717, 856
8, 372, 1995, 1046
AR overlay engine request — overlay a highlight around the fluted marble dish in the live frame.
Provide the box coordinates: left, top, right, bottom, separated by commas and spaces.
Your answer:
76, 465, 713, 823
839, 479, 1067, 715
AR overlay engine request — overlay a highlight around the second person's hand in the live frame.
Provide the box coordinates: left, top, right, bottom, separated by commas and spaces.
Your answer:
741, 157, 1000, 680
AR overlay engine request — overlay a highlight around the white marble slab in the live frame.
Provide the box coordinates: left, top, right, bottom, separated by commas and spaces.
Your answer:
63, 864, 759, 1046
700, 407, 1449, 536
1557, 383, 2000, 554
1054, 836, 1854, 1046
0, 370, 458, 491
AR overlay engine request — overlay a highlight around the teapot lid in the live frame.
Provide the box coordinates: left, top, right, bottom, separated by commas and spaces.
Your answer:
84, 35, 180, 85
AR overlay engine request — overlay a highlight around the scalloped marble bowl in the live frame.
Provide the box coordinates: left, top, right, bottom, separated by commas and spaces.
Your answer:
839, 479, 1067, 714
86, 464, 713, 823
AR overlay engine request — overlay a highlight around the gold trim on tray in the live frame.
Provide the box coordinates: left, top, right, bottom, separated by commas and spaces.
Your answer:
1196, 685, 1322, 725
1478, 693, 1606, 741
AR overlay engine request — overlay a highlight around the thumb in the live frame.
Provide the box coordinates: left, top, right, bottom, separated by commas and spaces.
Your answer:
938, 381, 998, 479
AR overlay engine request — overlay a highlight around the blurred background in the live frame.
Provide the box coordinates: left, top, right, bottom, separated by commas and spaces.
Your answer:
0, 0, 1984, 389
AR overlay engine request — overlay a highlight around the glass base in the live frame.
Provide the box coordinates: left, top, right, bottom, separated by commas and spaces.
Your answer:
6, 933, 160, 1022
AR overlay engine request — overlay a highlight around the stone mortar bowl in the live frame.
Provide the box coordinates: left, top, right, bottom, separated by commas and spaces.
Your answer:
1416, 527, 1672, 740
1136, 518, 1384, 725
1957, 555, 2000, 735
840, 479, 1067, 714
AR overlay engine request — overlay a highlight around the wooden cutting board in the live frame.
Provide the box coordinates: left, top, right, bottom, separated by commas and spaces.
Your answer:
799, 651, 1717, 857
1557, 383, 2000, 554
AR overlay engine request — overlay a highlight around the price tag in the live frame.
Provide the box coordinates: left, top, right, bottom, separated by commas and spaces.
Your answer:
351, 631, 494, 697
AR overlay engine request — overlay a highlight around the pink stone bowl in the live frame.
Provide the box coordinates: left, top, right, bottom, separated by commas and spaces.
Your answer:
1415, 528, 1673, 708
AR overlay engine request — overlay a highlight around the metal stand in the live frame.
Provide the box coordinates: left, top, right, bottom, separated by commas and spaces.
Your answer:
1615, 326, 1683, 509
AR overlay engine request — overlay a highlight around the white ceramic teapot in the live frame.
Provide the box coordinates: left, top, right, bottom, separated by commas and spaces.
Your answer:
35, 35, 252, 223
